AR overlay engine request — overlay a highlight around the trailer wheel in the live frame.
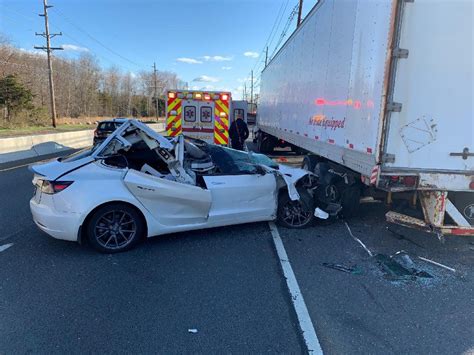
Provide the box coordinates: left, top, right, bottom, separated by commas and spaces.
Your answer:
302, 155, 320, 173
339, 183, 361, 218
257, 134, 275, 154
320, 181, 361, 218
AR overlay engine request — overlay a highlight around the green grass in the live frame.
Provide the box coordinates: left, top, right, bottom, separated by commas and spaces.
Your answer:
0, 124, 94, 138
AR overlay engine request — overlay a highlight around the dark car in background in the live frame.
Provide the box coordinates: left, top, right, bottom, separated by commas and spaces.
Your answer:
93, 120, 123, 145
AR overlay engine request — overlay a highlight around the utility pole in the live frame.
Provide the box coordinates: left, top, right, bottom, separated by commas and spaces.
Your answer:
297, 0, 304, 28
243, 83, 247, 101
250, 70, 254, 106
265, 46, 269, 67
35, 0, 62, 128
152, 62, 159, 118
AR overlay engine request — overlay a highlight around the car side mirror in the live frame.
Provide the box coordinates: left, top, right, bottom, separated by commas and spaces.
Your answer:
255, 165, 267, 175
103, 155, 128, 169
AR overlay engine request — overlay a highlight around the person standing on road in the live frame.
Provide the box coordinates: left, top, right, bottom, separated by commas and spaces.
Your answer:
229, 116, 249, 151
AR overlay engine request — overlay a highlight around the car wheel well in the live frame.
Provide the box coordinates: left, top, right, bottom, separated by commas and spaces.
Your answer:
79, 201, 148, 243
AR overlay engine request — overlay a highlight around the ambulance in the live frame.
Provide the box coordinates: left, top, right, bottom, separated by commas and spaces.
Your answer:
166, 90, 248, 146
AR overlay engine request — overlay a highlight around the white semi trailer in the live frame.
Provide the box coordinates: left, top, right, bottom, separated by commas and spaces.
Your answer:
256, 0, 474, 236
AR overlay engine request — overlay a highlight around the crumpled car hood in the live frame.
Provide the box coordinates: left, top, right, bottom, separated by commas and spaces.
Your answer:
260, 163, 314, 201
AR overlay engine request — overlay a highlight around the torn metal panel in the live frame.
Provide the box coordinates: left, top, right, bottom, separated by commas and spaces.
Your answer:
419, 191, 447, 227
385, 211, 474, 236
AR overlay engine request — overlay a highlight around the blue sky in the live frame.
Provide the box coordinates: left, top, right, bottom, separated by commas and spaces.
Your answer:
0, 0, 313, 99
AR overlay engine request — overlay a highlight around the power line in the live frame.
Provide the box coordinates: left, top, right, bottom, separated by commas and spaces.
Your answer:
1, 5, 121, 68
251, 0, 289, 74
245, 0, 293, 102
34, 0, 63, 128
269, 2, 299, 60
54, 8, 144, 68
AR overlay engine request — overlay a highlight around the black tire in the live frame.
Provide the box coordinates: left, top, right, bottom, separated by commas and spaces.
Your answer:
301, 155, 320, 172
277, 189, 315, 229
338, 183, 361, 218
318, 181, 361, 218
257, 133, 275, 154
86, 203, 145, 253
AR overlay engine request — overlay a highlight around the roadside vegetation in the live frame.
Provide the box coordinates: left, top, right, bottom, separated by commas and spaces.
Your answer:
0, 36, 184, 131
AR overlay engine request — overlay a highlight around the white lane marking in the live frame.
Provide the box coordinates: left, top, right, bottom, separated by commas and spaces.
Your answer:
0, 243, 13, 252
344, 221, 373, 257
0, 162, 32, 172
268, 222, 323, 354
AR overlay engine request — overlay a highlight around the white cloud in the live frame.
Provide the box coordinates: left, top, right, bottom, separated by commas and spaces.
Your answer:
191, 85, 215, 91
221, 66, 232, 70
192, 75, 219, 83
243, 51, 259, 58
202, 55, 232, 62
177, 57, 203, 64
19, 48, 46, 56
62, 44, 89, 52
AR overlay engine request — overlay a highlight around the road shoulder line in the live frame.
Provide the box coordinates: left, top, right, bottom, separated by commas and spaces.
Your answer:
268, 222, 323, 354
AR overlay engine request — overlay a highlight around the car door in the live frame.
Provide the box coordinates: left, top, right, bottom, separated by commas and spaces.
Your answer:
124, 169, 212, 226
203, 172, 277, 223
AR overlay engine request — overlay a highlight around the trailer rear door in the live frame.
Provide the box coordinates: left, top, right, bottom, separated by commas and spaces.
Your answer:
384, 0, 473, 173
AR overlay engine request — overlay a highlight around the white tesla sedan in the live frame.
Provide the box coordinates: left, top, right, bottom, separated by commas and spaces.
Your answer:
30, 119, 338, 253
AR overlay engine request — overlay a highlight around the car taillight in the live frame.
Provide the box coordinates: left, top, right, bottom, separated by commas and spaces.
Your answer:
470, 181, 474, 190
40, 180, 74, 194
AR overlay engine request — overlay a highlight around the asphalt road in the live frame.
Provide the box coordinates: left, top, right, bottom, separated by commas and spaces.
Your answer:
1, 151, 473, 354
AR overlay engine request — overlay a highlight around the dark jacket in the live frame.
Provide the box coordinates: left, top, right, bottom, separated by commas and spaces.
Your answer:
229, 119, 249, 147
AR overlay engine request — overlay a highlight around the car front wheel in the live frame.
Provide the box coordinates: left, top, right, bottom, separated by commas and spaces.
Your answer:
277, 189, 315, 229
86, 203, 145, 253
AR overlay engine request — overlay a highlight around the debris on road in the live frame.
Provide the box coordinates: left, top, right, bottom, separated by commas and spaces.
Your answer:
188, 329, 198, 334
344, 221, 374, 257
322, 262, 362, 275
375, 253, 433, 281
418, 256, 456, 273
0, 243, 13, 252
391, 250, 415, 269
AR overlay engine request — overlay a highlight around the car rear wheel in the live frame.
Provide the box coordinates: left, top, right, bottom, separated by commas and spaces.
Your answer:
87, 203, 144, 253
277, 189, 315, 228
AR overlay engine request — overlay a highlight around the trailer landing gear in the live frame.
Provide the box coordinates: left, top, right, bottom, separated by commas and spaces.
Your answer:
386, 191, 474, 237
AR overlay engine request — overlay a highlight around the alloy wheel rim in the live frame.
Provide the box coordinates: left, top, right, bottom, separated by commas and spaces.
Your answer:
282, 201, 312, 227
94, 210, 136, 249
